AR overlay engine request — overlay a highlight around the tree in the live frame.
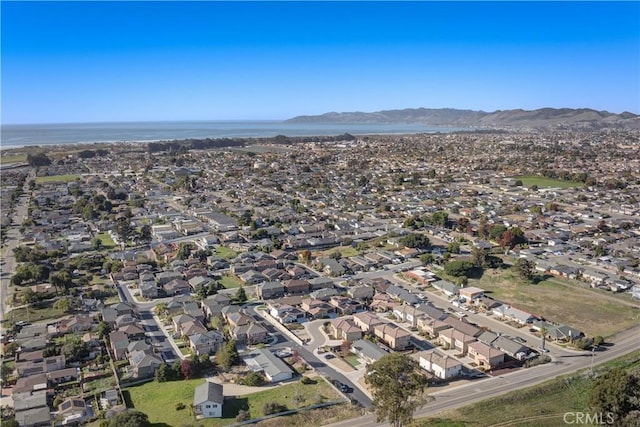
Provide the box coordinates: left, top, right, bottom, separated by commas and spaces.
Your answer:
97, 321, 111, 340
471, 247, 488, 268
365, 353, 429, 427
419, 253, 434, 265
589, 369, 640, 425
58, 334, 89, 362
108, 409, 151, 427
399, 233, 430, 250
513, 258, 535, 282
241, 371, 266, 386
444, 260, 474, 277
217, 339, 239, 370
20, 288, 39, 305
446, 241, 461, 254
155, 362, 171, 382
180, 359, 196, 380
53, 297, 71, 313
176, 243, 191, 260
139, 224, 152, 243
235, 286, 247, 303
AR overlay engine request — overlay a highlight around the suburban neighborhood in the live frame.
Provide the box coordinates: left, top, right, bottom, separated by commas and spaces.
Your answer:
1, 128, 640, 426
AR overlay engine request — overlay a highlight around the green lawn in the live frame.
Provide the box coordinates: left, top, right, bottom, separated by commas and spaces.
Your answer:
96, 232, 116, 249
215, 246, 238, 260
513, 175, 582, 189
35, 174, 81, 183
125, 376, 341, 427
219, 274, 244, 289
468, 269, 639, 337
414, 350, 640, 427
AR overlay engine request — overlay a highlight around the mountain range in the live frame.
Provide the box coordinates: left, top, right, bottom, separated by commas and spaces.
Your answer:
286, 107, 640, 130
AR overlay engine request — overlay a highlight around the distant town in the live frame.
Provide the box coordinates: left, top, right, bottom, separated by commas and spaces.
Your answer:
1, 128, 639, 427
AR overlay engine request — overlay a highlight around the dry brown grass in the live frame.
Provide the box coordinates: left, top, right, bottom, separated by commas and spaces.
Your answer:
469, 270, 640, 337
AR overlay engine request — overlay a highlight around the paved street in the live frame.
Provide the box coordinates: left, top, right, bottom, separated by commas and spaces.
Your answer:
1, 174, 33, 326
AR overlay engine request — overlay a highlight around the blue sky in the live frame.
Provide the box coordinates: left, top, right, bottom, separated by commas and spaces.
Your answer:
2, 1, 639, 124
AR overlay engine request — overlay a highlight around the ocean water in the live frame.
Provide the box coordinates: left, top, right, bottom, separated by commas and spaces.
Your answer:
0, 121, 470, 148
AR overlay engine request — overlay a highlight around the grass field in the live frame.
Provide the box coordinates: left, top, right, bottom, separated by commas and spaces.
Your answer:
219, 274, 244, 289
0, 153, 28, 164
35, 174, 81, 183
215, 246, 238, 260
414, 350, 640, 427
4, 301, 67, 326
96, 232, 116, 249
125, 376, 341, 427
513, 175, 582, 189
315, 246, 361, 259
468, 269, 640, 337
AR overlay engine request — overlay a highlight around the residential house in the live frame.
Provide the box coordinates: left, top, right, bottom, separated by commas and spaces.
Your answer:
330, 317, 363, 342
258, 281, 285, 300
467, 341, 506, 369
308, 277, 334, 290
269, 303, 307, 324
417, 316, 450, 338
47, 367, 81, 386
350, 339, 387, 364
58, 397, 91, 425
373, 323, 411, 350
189, 330, 225, 356
245, 349, 293, 383
193, 381, 224, 419
164, 278, 191, 296
492, 336, 531, 360
232, 322, 268, 345
14, 390, 51, 427
301, 298, 337, 319
393, 304, 424, 328
129, 349, 163, 378
350, 312, 381, 333
438, 328, 477, 355
442, 316, 482, 337
431, 280, 460, 297
120, 324, 146, 341
347, 285, 375, 301
282, 279, 311, 295
415, 350, 463, 380
458, 286, 485, 302
329, 296, 365, 315
109, 330, 130, 360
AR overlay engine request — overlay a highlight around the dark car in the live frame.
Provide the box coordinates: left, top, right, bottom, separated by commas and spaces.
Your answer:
325, 353, 336, 360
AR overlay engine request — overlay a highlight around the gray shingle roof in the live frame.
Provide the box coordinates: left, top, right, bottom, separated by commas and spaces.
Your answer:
193, 381, 224, 406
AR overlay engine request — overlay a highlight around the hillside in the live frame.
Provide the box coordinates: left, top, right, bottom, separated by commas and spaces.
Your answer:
286, 107, 640, 130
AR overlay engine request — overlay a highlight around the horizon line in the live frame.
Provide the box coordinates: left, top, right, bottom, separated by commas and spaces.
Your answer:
3, 106, 638, 127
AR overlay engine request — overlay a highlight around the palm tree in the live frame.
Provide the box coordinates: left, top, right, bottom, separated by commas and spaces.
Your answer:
540, 327, 548, 351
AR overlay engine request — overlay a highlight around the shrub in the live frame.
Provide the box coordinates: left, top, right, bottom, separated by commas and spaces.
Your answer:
263, 402, 287, 415
300, 376, 316, 385
175, 402, 185, 411
236, 409, 250, 422
239, 371, 266, 386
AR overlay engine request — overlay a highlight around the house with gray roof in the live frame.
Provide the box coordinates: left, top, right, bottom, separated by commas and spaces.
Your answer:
193, 381, 224, 419
258, 281, 285, 300
350, 339, 387, 364
432, 280, 460, 297
245, 349, 293, 383
492, 336, 531, 360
